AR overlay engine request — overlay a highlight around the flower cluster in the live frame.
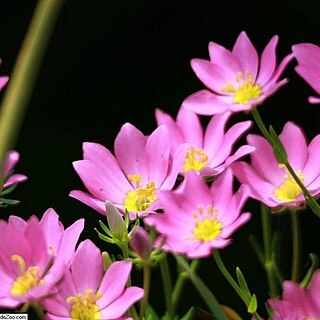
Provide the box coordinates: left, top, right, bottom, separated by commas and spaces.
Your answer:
3, 29, 320, 320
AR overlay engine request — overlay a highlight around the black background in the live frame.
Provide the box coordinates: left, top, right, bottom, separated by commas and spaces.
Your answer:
1, 0, 320, 318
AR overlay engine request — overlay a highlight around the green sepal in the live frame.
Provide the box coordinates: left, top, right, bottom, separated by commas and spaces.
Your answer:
0, 183, 17, 196
0, 197, 20, 206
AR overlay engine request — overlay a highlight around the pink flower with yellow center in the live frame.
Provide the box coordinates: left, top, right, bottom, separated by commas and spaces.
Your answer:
0, 209, 84, 309
292, 43, 320, 104
232, 122, 320, 209
268, 270, 320, 319
44, 240, 143, 320
145, 169, 251, 258
155, 107, 254, 176
183, 31, 293, 115
70, 123, 186, 217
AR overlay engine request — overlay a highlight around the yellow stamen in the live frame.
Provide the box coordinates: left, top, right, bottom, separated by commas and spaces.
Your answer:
192, 205, 222, 242
124, 174, 157, 212
221, 71, 262, 104
183, 147, 208, 172
10, 255, 42, 296
67, 289, 102, 320
274, 168, 304, 202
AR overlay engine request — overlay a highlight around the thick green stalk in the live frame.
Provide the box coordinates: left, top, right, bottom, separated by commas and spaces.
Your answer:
140, 262, 151, 320
159, 256, 174, 319
0, 0, 64, 181
290, 209, 300, 281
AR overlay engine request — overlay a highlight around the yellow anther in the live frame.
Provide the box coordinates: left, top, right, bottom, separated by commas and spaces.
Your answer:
184, 147, 208, 172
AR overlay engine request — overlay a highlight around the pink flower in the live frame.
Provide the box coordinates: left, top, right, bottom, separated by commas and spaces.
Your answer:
292, 43, 320, 104
2, 150, 27, 190
232, 122, 320, 209
183, 31, 293, 115
130, 226, 152, 260
70, 123, 185, 218
0, 60, 8, 92
0, 209, 84, 309
145, 169, 251, 259
44, 240, 143, 320
268, 270, 320, 319
155, 107, 254, 176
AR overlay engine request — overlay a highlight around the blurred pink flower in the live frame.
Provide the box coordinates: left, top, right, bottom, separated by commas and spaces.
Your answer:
183, 31, 293, 115
232, 122, 320, 209
145, 169, 251, 259
44, 240, 143, 320
0, 209, 84, 309
155, 107, 254, 176
2, 150, 27, 190
70, 123, 186, 218
268, 270, 320, 319
0, 59, 8, 92
292, 43, 320, 104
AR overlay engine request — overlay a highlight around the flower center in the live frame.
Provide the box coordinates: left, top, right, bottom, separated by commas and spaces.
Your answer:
124, 174, 157, 212
221, 71, 262, 104
274, 167, 304, 202
183, 147, 208, 172
67, 289, 102, 320
192, 205, 222, 242
10, 255, 42, 296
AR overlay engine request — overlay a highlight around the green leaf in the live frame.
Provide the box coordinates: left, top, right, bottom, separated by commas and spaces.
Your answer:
145, 304, 160, 320
98, 220, 113, 237
175, 255, 228, 320
180, 307, 195, 320
247, 294, 257, 314
0, 183, 17, 196
236, 267, 251, 299
0, 198, 20, 205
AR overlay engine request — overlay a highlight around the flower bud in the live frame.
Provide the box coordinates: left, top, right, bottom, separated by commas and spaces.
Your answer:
130, 226, 152, 260
106, 200, 127, 240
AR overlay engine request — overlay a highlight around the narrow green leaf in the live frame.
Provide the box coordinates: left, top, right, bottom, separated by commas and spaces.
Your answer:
236, 267, 251, 299
180, 307, 195, 320
300, 253, 319, 288
145, 304, 160, 320
98, 220, 113, 237
175, 255, 228, 320
0, 183, 17, 196
0, 198, 20, 205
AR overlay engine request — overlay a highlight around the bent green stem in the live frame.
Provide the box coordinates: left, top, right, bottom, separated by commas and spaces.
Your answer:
213, 251, 261, 320
290, 209, 300, 282
172, 259, 200, 310
159, 255, 174, 319
0, 0, 64, 186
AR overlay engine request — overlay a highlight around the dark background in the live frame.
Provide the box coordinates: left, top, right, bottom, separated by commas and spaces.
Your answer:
1, 0, 320, 318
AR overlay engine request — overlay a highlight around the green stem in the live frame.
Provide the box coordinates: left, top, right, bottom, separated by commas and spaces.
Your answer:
261, 204, 278, 297
172, 259, 200, 309
290, 209, 300, 281
31, 303, 45, 320
251, 108, 271, 141
159, 255, 174, 319
213, 251, 261, 320
140, 262, 151, 320
0, 0, 64, 182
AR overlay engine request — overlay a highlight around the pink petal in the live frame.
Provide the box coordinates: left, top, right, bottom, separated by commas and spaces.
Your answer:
208, 41, 241, 79
3, 150, 19, 176
177, 107, 203, 148
279, 122, 308, 170
114, 123, 148, 178
232, 31, 259, 80
224, 145, 255, 167
303, 135, 320, 186
203, 112, 231, 158
268, 53, 294, 84
69, 190, 107, 214
309, 96, 320, 104
146, 125, 170, 186
100, 287, 144, 319
182, 89, 231, 115
247, 134, 283, 185
71, 240, 102, 294
3, 173, 27, 189
256, 35, 278, 86
98, 261, 132, 308
220, 212, 251, 238
0, 76, 9, 91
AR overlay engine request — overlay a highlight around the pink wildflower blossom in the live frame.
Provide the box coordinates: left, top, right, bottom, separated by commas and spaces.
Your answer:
44, 240, 143, 320
145, 169, 251, 258
292, 43, 320, 104
0, 209, 84, 308
155, 107, 254, 176
268, 270, 320, 319
232, 122, 320, 209
70, 123, 186, 218
0, 60, 8, 92
2, 150, 27, 190
183, 31, 293, 115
